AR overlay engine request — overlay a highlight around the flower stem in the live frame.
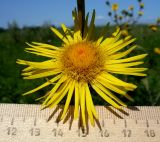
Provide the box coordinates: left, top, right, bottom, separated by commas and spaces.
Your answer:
77, 0, 85, 37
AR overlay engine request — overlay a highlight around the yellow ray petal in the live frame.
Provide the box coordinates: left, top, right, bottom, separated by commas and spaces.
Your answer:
25, 47, 58, 56
25, 50, 55, 58
79, 82, 86, 126
109, 45, 137, 60
93, 80, 127, 107
30, 42, 60, 50
17, 59, 60, 69
74, 81, 80, 119
100, 28, 121, 47
46, 81, 71, 109
107, 38, 136, 54
22, 66, 34, 72
96, 36, 103, 46
85, 84, 95, 126
42, 75, 68, 105
104, 39, 124, 51
50, 27, 69, 44
100, 72, 137, 90
109, 71, 147, 76
105, 61, 144, 68
124, 93, 134, 102
23, 69, 61, 79
23, 74, 62, 95
96, 76, 127, 95
107, 67, 147, 73
73, 31, 82, 42
108, 54, 147, 64
91, 83, 121, 109
85, 84, 98, 119
61, 24, 74, 43
60, 80, 75, 120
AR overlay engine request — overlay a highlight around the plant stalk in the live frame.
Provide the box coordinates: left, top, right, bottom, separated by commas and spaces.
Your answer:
77, 0, 85, 37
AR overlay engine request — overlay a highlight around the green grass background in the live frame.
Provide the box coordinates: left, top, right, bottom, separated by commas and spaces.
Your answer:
0, 24, 160, 106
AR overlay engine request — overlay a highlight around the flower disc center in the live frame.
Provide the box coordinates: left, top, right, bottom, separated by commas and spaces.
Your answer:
61, 41, 104, 81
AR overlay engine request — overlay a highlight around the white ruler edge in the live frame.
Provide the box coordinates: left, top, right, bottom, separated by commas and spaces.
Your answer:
0, 104, 160, 142
0, 103, 160, 119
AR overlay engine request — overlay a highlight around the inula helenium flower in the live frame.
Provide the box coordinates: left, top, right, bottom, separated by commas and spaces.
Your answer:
17, 10, 147, 126
112, 3, 119, 11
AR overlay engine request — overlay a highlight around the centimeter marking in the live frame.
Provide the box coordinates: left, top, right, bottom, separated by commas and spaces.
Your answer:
0, 104, 160, 142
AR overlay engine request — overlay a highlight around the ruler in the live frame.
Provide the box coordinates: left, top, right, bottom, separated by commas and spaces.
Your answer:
0, 104, 160, 142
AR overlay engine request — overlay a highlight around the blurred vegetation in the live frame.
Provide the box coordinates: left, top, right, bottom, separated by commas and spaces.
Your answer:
0, 21, 160, 106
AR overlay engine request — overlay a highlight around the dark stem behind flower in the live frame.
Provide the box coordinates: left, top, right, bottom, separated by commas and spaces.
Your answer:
77, 0, 85, 37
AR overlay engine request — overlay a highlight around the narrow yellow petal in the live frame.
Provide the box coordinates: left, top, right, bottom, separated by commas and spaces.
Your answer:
109, 71, 147, 76
61, 24, 74, 43
42, 75, 68, 105
100, 72, 137, 89
74, 81, 80, 119
91, 83, 121, 109
93, 80, 127, 107
109, 45, 137, 60
108, 38, 136, 54
43, 79, 71, 108
46, 81, 70, 109
105, 61, 144, 68
108, 54, 147, 64
50, 27, 69, 44
23, 74, 62, 95
30, 42, 60, 50
23, 69, 61, 79
85, 84, 98, 119
25, 50, 55, 58
79, 82, 86, 126
60, 80, 75, 120
96, 36, 103, 46
17, 59, 60, 69
96, 76, 127, 95
22, 66, 33, 72
101, 28, 121, 46
61, 24, 68, 33
73, 31, 82, 42
85, 83, 95, 126
124, 93, 134, 102
107, 67, 147, 73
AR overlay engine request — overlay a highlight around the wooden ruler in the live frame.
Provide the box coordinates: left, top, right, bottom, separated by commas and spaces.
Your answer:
0, 104, 160, 142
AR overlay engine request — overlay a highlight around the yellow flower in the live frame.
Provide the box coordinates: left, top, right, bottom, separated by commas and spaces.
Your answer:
148, 24, 158, 32
128, 5, 134, 11
138, 11, 144, 16
121, 29, 129, 37
119, 15, 123, 20
112, 3, 119, 11
17, 11, 147, 127
140, 3, 144, 8
154, 48, 160, 54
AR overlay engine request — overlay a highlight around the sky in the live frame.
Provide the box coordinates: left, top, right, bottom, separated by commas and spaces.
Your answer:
0, 0, 160, 28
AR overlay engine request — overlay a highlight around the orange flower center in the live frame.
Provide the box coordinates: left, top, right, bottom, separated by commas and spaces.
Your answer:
61, 41, 104, 81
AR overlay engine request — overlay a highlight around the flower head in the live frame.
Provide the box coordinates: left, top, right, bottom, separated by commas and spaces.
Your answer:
112, 3, 119, 11
154, 48, 160, 54
139, 3, 144, 9
148, 24, 158, 32
121, 29, 129, 37
138, 11, 144, 16
128, 5, 134, 11
17, 10, 147, 127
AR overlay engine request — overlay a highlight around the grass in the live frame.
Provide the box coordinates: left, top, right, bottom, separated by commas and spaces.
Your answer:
0, 24, 160, 106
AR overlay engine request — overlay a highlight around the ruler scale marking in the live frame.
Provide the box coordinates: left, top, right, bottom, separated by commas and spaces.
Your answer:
0, 104, 160, 142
